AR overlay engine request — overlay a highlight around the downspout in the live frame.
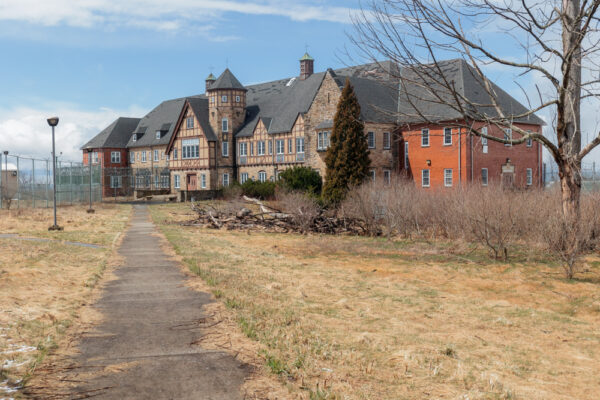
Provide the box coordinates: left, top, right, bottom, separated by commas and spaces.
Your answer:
458, 127, 462, 186
470, 128, 474, 183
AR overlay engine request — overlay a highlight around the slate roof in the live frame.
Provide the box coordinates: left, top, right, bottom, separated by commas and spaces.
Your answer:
397, 59, 545, 125
187, 97, 217, 141
209, 68, 246, 91
81, 117, 140, 150
127, 97, 201, 149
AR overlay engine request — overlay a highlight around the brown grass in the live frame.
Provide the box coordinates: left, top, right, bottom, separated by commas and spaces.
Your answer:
151, 202, 600, 400
0, 204, 131, 396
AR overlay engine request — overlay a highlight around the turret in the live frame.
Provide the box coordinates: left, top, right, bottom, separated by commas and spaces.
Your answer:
300, 52, 314, 80
205, 73, 216, 91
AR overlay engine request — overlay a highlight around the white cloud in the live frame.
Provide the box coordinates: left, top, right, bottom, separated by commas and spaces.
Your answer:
0, 0, 358, 32
0, 104, 147, 163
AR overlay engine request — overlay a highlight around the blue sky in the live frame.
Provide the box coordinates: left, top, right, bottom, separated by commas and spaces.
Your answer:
0, 0, 598, 165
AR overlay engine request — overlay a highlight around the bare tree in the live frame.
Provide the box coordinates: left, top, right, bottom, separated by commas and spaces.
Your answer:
351, 0, 600, 276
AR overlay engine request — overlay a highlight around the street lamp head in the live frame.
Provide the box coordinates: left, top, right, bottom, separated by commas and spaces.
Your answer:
2, 151, 7, 156
86, 147, 93, 153
47, 117, 59, 127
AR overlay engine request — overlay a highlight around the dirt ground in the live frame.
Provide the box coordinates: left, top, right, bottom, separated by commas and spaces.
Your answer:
151, 202, 600, 400
0, 204, 131, 397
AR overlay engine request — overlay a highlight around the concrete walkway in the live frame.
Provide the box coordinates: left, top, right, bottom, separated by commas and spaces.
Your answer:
62, 205, 249, 399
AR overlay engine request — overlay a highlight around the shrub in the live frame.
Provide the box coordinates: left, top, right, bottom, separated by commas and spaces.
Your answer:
278, 167, 323, 194
241, 179, 276, 200
277, 191, 322, 233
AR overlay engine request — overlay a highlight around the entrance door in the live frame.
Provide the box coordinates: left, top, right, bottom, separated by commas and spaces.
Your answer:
186, 174, 197, 191
502, 172, 514, 188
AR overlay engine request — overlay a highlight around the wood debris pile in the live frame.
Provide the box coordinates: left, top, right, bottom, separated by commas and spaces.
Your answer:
182, 196, 369, 235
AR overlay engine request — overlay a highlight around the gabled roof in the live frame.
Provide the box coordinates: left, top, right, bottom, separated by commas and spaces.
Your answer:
166, 97, 217, 153
127, 97, 200, 149
81, 117, 140, 150
397, 59, 545, 126
209, 68, 246, 91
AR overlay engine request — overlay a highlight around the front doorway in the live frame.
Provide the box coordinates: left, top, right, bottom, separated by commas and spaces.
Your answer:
501, 159, 515, 189
186, 174, 197, 191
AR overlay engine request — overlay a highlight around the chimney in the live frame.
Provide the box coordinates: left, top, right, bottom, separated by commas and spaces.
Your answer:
299, 52, 314, 80
205, 73, 216, 91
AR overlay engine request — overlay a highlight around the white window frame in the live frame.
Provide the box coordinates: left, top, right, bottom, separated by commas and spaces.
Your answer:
268, 140, 273, 155
383, 169, 391, 185
235, 95, 241, 103
222, 95, 228, 103
504, 128, 512, 146
404, 142, 409, 168
156, 131, 161, 140
296, 137, 305, 153
368, 131, 375, 149
276, 139, 285, 154
222, 173, 229, 187
444, 168, 453, 187
526, 168, 533, 186
383, 132, 391, 149
422, 169, 430, 187
239, 142, 247, 157
141, 151, 147, 163
240, 172, 249, 184
174, 174, 180, 189
222, 118, 229, 132
111, 151, 121, 164
186, 116, 194, 129
132, 134, 137, 142
481, 126, 488, 154
370, 169, 376, 182
130, 152, 135, 164
182, 138, 200, 159
526, 131, 533, 147
258, 141, 265, 156
110, 175, 122, 188
250, 142, 254, 156
421, 128, 430, 147
154, 149, 159, 162
92, 152, 99, 164
201, 174, 207, 189
222, 141, 229, 157
173, 148, 178, 160
444, 127, 452, 145
258, 171, 267, 182
288, 138, 293, 153
481, 168, 488, 186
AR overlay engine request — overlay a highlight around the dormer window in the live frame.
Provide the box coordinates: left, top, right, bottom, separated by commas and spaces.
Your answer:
222, 95, 228, 103
156, 131, 161, 140
132, 134, 137, 142
222, 118, 229, 132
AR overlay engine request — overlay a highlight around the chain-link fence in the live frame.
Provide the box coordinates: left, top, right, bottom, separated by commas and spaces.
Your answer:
0, 153, 102, 209
544, 161, 600, 190
100, 167, 171, 199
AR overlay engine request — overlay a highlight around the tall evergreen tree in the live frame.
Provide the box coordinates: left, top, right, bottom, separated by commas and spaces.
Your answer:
323, 78, 371, 205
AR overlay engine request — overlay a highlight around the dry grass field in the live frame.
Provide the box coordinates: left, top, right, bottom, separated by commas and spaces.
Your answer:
0, 205, 131, 397
151, 202, 600, 400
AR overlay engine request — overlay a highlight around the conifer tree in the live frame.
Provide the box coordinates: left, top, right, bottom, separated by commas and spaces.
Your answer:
323, 78, 370, 205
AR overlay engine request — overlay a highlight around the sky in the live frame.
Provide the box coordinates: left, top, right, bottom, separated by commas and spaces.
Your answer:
0, 0, 599, 166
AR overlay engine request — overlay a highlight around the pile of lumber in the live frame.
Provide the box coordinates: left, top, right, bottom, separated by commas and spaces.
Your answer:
183, 196, 369, 235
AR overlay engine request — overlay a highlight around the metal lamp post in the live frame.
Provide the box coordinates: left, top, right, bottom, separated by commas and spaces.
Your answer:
47, 117, 63, 231
86, 147, 95, 213
1, 150, 7, 209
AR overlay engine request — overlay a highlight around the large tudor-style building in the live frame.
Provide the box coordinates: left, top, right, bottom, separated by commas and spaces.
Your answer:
82, 54, 543, 196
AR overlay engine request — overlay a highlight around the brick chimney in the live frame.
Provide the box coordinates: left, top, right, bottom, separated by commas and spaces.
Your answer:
300, 52, 314, 80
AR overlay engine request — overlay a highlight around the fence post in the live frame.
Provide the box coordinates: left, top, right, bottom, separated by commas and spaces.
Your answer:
0, 152, 3, 210
32, 158, 35, 208
70, 162, 73, 205
16, 156, 20, 209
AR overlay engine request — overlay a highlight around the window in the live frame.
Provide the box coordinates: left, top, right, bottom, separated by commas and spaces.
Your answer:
368, 131, 375, 149
222, 141, 229, 157
276, 139, 285, 154
481, 126, 488, 154
156, 131, 161, 140
258, 141, 265, 155
526, 168, 533, 186
288, 138, 293, 153
444, 128, 452, 145
222, 95, 228, 103
235, 95, 241, 103
174, 175, 180, 189
296, 137, 305, 153
240, 172, 249, 184
201, 174, 206, 189
444, 169, 453, 187
141, 151, 147, 162
258, 171, 267, 182
210, 96, 215, 104
110, 176, 122, 188
222, 118, 229, 132
132, 134, 137, 142
369, 170, 376, 181
186, 116, 194, 129
526, 131, 533, 147
250, 142, 254, 156
318, 131, 330, 150
404, 142, 409, 168
268, 140, 273, 155
504, 128, 512, 146
481, 168, 488, 186
92, 152, 99, 164
422, 169, 430, 187
174, 148, 178, 160
421, 128, 430, 147
223, 173, 229, 187
383, 132, 391, 149
111, 151, 121, 164
239, 142, 248, 156
154, 149, 159, 161
154, 175, 159, 189
160, 175, 169, 189
384, 169, 391, 185
182, 138, 200, 159
129, 152, 135, 164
